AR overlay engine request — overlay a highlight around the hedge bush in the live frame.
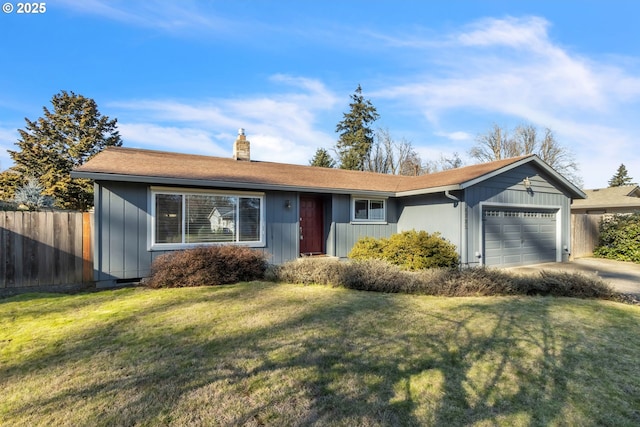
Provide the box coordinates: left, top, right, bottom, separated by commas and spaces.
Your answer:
146, 245, 268, 288
348, 230, 459, 270
274, 257, 616, 300
593, 212, 640, 263
266, 257, 348, 286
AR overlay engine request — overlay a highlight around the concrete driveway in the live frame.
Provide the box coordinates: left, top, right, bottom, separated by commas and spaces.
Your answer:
507, 257, 640, 295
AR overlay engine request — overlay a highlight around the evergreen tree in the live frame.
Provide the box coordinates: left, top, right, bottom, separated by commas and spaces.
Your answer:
309, 148, 336, 168
7, 91, 122, 210
608, 164, 635, 187
13, 177, 54, 211
335, 85, 379, 170
0, 170, 22, 202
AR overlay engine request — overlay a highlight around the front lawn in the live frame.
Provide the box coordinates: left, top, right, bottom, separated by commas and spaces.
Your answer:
1, 283, 639, 426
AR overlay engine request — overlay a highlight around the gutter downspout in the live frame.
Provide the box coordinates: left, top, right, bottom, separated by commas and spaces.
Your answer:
444, 190, 464, 267
444, 190, 460, 207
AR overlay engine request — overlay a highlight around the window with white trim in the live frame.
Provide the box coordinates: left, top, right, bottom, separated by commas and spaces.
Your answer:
352, 197, 386, 222
151, 189, 264, 248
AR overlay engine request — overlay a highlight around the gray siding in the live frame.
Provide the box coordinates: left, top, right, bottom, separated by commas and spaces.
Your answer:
94, 181, 151, 283
265, 192, 298, 264
397, 193, 463, 261
464, 164, 572, 266
93, 182, 300, 284
93, 182, 399, 282
329, 194, 398, 258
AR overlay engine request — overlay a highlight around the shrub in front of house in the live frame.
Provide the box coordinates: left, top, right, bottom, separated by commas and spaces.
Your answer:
514, 270, 616, 299
146, 245, 268, 288
266, 257, 348, 286
275, 257, 616, 300
345, 236, 385, 261
593, 212, 640, 263
340, 259, 421, 293
414, 267, 518, 296
274, 258, 422, 292
348, 230, 459, 270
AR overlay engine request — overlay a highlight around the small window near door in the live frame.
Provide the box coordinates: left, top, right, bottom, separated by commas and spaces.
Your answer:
352, 197, 386, 222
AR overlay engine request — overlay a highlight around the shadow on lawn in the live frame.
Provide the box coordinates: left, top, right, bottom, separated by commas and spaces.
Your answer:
2, 284, 640, 426
421, 302, 571, 426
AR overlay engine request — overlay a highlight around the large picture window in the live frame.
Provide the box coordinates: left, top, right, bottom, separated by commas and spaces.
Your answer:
352, 197, 386, 222
151, 188, 264, 248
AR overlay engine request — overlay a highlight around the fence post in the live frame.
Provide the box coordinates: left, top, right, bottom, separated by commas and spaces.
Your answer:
82, 212, 93, 283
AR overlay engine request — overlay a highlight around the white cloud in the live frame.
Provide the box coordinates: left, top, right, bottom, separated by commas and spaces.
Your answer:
111, 76, 338, 165
117, 123, 226, 156
57, 0, 223, 32
456, 16, 550, 50
33, 9, 639, 188
435, 131, 473, 142
371, 16, 640, 187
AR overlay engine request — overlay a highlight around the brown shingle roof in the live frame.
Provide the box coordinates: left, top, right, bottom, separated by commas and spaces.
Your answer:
398, 155, 533, 192
72, 147, 538, 195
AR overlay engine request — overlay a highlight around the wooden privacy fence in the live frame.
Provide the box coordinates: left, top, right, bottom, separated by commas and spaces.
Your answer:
1, 211, 92, 292
571, 213, 602, 259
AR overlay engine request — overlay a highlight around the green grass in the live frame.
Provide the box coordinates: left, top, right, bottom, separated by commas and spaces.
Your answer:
1, 283, 640, 426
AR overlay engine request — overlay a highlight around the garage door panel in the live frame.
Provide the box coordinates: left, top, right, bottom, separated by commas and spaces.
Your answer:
522, 233, 539, 241
502, 229, 521, 239
522, 233, 554, 242
503, 224, 522, 233
485, 224, 502, 234
523, 253, 548, 263
503, 239, 523, 249
484, 240, 502, 250
484, 208, 557, 267
484, 255, 502, 265
522, 239, 554, 249
540, 224, 556, 233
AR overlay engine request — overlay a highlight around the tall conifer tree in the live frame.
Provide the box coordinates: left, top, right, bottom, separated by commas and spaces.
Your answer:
8, 91, 122, 210
309, 148, 336, 168
608, 164, 635, 187
335, 85, 379, 170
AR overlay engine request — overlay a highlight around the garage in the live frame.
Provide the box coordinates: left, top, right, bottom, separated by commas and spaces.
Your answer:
483, 208, 558, 267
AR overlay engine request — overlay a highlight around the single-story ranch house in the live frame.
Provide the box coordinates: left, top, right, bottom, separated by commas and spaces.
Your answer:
71, 130, 586, 287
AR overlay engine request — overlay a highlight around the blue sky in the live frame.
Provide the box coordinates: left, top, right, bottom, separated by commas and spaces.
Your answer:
2, 1, 640, 189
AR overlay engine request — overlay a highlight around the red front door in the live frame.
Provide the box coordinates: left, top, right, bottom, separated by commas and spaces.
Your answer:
299, 196, 324, 255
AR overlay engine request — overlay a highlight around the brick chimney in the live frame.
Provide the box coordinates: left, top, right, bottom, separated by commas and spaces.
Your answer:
233, 128, 250, 161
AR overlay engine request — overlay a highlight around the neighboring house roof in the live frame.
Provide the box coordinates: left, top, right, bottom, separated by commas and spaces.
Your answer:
71, 147, 585, 198
572, 185, 640, 210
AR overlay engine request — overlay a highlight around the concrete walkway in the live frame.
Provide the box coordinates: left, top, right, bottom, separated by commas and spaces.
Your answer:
507, 257, 640, 295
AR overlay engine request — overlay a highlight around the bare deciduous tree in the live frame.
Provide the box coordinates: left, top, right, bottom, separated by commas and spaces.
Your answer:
365, 129, 423, 176
469, 124, 513, 162
423, 152, 463, 174
470, 123, 582, 186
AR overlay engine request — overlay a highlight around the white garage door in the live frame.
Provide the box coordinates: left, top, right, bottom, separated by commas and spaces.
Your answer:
483, 208, 558, 267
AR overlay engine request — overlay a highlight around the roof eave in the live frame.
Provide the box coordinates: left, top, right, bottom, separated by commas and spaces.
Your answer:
395, 184, 462, 197
459, 155, 587, 199
571, 203, 640, 210
71, 171, 396, 197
